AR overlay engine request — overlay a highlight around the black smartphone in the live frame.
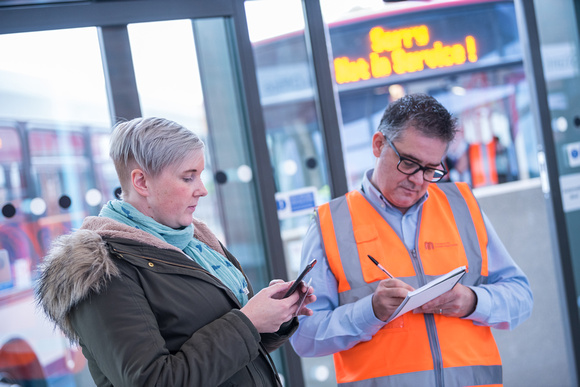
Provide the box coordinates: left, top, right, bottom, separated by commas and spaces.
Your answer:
283, 259, 317, 298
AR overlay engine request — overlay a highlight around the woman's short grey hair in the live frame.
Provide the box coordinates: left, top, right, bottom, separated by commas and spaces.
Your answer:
109, 117, 204, 178
377, 93, 457, 144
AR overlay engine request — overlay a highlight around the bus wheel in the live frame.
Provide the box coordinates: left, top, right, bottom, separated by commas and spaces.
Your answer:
0, 338, 48, 387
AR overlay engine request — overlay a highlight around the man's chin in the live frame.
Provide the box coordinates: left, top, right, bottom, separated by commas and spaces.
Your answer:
392, 195, 419, 209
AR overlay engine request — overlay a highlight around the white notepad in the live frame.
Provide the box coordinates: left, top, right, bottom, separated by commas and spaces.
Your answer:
386, 266, 467, 323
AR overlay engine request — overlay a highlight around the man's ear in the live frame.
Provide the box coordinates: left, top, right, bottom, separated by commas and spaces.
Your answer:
372, 132, 385, 158
131, 169, 149, 197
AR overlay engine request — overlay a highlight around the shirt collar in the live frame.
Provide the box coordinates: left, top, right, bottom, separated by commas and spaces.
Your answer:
361, 169, 429, 214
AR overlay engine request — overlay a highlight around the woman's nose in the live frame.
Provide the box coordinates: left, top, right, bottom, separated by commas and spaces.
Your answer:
196, 180, 208, 197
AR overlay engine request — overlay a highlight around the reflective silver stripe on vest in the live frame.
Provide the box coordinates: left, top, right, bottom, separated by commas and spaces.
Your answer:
329, 186, 487, 305
328, 196, 380, 302
338, 365, 502, 386
436, 183, 486, 286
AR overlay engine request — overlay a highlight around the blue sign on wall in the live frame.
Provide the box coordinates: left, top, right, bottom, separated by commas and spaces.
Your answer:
275, 186, 318, 219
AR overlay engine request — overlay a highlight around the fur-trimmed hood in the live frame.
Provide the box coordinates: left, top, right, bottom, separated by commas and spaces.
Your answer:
35, 216, 223, 342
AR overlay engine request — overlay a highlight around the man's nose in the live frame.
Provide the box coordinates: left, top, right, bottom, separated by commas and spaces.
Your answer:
409, 169, 424, 184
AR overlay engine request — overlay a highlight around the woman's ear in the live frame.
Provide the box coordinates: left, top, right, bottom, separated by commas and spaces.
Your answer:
131, 169, 149, 197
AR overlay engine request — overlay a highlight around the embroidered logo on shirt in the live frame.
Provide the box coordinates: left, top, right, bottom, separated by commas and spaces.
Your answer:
424, 241, 458, 250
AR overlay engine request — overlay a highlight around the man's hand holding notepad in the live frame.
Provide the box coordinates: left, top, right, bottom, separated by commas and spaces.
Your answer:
386, 266, 467, 323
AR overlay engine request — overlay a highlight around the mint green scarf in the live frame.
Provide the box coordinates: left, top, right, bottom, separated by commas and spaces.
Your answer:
99, 200, 249, 306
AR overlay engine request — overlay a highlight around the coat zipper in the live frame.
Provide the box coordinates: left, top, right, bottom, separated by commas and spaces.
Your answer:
108, 242, 277, 384
413, 212, 444, 387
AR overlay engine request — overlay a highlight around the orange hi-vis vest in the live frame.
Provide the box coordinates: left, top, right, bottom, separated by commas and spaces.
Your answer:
317, 182, 502, 387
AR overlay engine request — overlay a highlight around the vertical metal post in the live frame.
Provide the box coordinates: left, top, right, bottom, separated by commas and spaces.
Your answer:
99, 25, 141, 124
302, 0, 349, 198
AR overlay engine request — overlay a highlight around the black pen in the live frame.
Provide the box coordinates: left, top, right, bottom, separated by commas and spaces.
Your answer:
367, 255, 395, 279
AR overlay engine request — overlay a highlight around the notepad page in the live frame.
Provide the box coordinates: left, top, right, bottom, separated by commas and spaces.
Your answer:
386, 266, 466, 323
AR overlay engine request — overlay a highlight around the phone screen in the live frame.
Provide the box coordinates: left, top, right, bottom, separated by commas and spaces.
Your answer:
283, 259, 317, 298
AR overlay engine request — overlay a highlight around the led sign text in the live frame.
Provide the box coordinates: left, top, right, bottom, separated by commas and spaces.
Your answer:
334, 25, 478, 84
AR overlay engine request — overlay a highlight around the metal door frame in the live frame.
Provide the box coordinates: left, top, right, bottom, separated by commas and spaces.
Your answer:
514, 1, 579, 385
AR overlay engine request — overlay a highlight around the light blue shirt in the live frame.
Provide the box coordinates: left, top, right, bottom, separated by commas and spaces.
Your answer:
290, 169, 533, 357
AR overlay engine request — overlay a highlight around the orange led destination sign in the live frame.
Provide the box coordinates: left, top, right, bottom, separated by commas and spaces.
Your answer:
334, 25, 478, 84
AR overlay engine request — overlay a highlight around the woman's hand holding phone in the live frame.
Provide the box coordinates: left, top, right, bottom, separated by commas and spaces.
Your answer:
283, 259, 317, 298
283, 259, 317, 316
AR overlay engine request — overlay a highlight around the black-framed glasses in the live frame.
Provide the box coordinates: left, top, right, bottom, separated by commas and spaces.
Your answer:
386, 137, 447, 182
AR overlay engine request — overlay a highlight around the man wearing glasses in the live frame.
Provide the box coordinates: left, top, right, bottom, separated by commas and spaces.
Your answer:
290, 93, 533, 386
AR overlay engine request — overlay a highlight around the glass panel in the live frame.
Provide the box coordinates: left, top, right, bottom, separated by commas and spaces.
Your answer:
337, 66, 536, 190
0, 28, 109, 126
246, 0, 331, 286
128, 18, 271, 288
191, 17, 273, 288
127, 20, 225, 241
0, 27, 111, 385
534, 0, 580, 349
129, 16, 291, 380
321, 0, 536, 191
246, 1, 540, 385
246, 1, 334, 385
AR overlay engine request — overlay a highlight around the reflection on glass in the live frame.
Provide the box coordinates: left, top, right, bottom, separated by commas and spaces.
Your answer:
245, 0, 305, 42
534, 0, 580, 358
0, 28, 109, 125
0, 27, 111, 386
246, 0, 331, 280
128, 20, 206, 135
248, 0, 542, 385
338, 67, 537, 190
129, 17, 273, 295
320, 0, 537, 191
127, 20, 224, 240
246, 1, 334, 386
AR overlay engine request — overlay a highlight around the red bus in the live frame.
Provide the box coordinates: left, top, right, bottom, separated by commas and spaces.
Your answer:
0, 120, 118, 385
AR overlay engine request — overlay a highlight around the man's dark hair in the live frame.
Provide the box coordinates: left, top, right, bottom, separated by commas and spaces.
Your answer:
377, 93, 458, 144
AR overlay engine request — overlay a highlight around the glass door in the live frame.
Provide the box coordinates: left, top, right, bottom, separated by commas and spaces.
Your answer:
0, 27, 112, 386
520, 0, 580, 384
0, 1, 292, 385
126, 17, 271, 290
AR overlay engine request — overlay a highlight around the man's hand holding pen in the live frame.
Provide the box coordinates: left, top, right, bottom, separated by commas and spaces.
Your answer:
371, 278, 414, 322
367, 255, 476, 320
367, 255, 415, 321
